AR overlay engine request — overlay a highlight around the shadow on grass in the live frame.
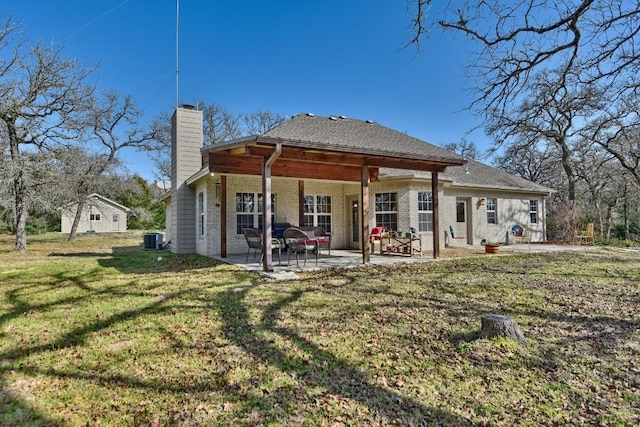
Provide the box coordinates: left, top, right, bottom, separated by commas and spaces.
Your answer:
0, 274, 261, 424
97, 247, 224, 275
212, 284, 470, 425
1, 388, 60, 426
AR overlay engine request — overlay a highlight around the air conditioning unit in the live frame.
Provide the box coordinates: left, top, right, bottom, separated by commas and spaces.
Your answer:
143, 233, 163, 250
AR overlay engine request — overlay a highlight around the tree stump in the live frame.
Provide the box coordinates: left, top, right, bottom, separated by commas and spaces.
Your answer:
481, 314, 526, 343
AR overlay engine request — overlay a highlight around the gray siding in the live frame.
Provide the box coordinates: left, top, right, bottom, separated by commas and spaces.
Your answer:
170, 108, 203, 254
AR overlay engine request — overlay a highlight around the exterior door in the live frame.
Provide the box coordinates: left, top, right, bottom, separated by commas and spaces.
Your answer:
347, 196, 360, 249
454, 199, 471, 244
111, 214, 120, 232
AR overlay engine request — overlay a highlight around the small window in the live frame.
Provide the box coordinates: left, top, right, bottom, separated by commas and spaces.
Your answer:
529, 200, 538, 224
90, 213, 101, 221
487, 198, 497, 224
417, 192, 433, 232
303, 195, 332, 232
235, 192, 276, 234
198, 192, 205, 237
456, 202, 465, 223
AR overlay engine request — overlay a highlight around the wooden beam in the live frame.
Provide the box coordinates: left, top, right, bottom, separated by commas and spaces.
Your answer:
432, 172, 440, 259
220, 175, 227, 258
361, 165, 370, 264
237, 147, 458, 172
247, 146, 366, 166
210, 152, 378, 182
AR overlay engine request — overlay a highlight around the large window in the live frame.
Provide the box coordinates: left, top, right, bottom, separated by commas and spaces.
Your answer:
486, 198, 497, 224
529, 200, 538, 224
235, 192, 276, 234
303, 195, 332, 232
417, 192, 433, 232
198, 192, 205, 237
375, 192, 398, 231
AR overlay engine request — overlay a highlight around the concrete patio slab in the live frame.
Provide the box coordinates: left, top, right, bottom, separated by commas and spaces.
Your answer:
211, 243, 597, 280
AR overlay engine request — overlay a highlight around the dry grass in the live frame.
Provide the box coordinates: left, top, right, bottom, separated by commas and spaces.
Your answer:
1, 232, 640, 426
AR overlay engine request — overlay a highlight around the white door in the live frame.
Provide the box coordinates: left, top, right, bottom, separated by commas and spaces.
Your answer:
111, 214, 120, 232
454, 199, 471, 244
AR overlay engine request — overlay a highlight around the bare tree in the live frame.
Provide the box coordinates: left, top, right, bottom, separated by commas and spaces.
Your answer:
487, 69, 603, 201
0, 18, 94, 251
408, 1, 640, 124
492, 143, 563, 191
440, 139, 481, 160
64, 91, 155, 241
584, 96, 640, 189
243, 110, 287, 135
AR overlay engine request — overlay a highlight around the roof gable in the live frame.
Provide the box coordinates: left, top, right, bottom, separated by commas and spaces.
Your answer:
86, 193, 131, 212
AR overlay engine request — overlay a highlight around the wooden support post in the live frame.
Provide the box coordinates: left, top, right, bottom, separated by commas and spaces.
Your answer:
262, 157, 273, 272
298, 180, 305, 226
220, 175, 227, 258
432, 171, 440, 259
361, 165, 370, 264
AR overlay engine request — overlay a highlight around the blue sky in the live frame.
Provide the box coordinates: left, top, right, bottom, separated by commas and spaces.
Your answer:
6, 1, 489, 181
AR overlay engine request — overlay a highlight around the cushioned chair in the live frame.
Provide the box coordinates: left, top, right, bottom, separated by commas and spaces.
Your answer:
283, 227, 318, 267
299, 226, 331, 255
369, 226, 386, 253
242, 228, 281, 265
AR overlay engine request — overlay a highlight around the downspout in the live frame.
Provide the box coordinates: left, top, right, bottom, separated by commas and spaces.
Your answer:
266, 143, 282, 167
262, 143, 282, 272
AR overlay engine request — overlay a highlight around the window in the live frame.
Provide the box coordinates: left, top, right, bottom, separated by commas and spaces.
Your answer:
417, 192, 433, 232
89, 213, 101, 221
375, 192, 398, 231
487, 198, 497, 224
529, 200, 538, 224
303, 195, 332, 232
456, 202, 465, 223
235, 192, 276, 234
112, 214, 119, 223
198, 192, 205, 237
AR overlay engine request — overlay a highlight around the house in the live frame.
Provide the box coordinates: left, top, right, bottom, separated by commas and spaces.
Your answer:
164, 107, 552, 271
60, 193, 130, 234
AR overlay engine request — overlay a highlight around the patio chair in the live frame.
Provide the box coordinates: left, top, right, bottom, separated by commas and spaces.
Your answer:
283, 227, 318, 267
242, 228, 281, 265
299, 225, 331, 255
369, 226, 386, 253
511, 224, 530, 245
575, 223, 594, 245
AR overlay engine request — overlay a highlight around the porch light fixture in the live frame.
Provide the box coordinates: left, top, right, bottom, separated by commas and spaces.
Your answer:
478, 198, 486, 206
215, 181, 221, 205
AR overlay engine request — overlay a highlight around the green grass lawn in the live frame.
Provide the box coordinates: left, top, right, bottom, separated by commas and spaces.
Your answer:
1, 233, 639, 426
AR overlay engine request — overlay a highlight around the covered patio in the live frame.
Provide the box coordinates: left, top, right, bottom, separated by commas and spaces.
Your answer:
204, 113, 466, 272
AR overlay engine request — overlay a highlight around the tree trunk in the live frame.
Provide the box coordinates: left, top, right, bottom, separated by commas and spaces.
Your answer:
481, 314, 526, 343
13, 167, 28, 252
68, 198, 86, 242
7, 119, 28, 252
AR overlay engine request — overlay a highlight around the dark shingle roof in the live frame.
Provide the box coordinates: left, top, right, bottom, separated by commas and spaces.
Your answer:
381, 157, 552, 194
263, 113, 465, 162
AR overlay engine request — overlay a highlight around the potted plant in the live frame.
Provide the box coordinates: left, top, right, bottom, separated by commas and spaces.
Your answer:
485, 242, 500, 254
